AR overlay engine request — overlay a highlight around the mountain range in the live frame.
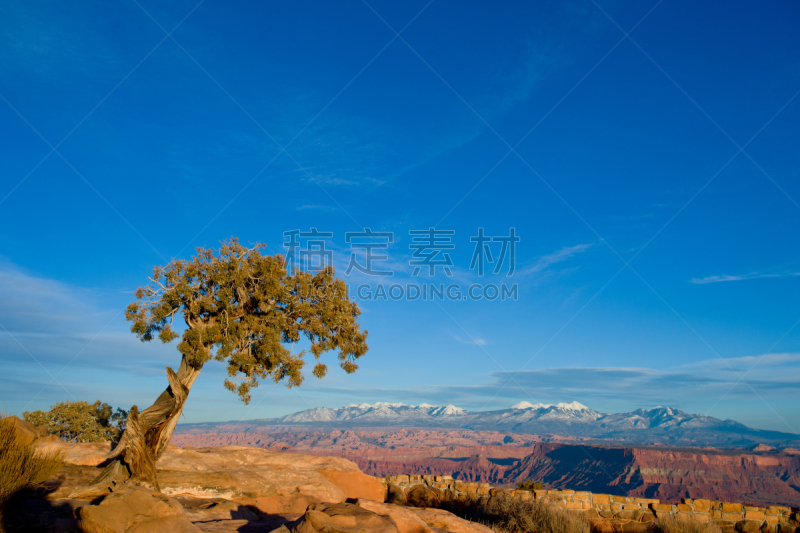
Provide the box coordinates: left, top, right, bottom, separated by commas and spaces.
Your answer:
211, 401, 800, 447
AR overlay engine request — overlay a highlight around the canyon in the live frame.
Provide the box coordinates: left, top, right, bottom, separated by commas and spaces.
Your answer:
5, 416, 799, 532
172, 427, 800, 507
169, 401, 800, 507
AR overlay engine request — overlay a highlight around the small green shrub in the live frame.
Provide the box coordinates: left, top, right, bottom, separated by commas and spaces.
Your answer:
0, 414, 64, 527
516, 480, 544, 491
23, 400, 127, 443
649, 516, 722, 533
482, 492, 591, 533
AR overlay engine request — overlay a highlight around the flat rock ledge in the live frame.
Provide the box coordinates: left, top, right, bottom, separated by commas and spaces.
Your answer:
4, 441, 490, 532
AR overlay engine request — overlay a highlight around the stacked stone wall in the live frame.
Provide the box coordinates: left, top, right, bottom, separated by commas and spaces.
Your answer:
382, 474, 800, 533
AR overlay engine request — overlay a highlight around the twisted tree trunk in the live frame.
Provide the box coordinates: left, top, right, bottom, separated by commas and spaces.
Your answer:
70, 357, 201, 498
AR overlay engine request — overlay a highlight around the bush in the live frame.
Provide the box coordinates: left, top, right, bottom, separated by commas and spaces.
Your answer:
649, 516, 722, 533
481, 492, 591, 533
516, 480, 544, 491
23, 400, 127, 443
0, 414, 64, 527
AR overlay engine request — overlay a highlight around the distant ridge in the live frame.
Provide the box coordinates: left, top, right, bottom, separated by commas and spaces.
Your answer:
279, 402, 469, 423
177, 401, 800, 448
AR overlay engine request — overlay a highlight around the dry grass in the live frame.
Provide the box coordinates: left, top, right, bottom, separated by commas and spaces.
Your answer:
648, 516, 722, 533
481, 493, 591, 533
0, 414, 64, 528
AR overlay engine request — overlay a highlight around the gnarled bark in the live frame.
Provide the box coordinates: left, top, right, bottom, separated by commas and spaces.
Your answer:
70, 357, 201, 498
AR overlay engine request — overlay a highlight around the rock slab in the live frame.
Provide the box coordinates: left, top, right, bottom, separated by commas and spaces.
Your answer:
355, 499, 436, 533
406, 508, 494, 533
273, 502, 401, 533
42, 442, 386, 514
80, 485, 201, 533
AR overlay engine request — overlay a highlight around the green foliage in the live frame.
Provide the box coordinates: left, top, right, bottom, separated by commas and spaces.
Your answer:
0, 414, 64, 525
482, 493, 590, 533
125, 238, 368, 403
649, 516, 721, 533
23, 400, 127, 443
515, 480, 543, 491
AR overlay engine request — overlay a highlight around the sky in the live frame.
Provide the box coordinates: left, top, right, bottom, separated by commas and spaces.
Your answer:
1, 0, 799, 433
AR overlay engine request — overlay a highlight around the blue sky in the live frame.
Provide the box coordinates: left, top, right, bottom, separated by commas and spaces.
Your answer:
2, 0, 799, 433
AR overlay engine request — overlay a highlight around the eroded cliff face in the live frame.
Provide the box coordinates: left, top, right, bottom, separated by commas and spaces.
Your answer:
326, 443, 800, 506
504, 444, 800, 506
172, 427, 555, 450
625, 447, 800, 505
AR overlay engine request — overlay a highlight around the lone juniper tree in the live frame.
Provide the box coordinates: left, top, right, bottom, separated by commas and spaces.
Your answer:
73, 238, 368, 497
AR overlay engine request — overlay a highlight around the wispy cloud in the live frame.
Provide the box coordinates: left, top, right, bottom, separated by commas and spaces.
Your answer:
517, 243, 595, 276
690, 272, 800, 284
0, 260, 181, 413
492, 354, 800, 404
298, 353, 800, 429
296, 204, 337, 211
450, 333, 487, 346
6, 259, 798, 431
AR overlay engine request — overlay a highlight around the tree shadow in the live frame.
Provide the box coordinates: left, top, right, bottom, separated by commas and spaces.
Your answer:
5, 483, 303, 533
174, 496, 303, 532
5, 469, 305, 533
1, 478, 89, 533
236, 510, 302, 532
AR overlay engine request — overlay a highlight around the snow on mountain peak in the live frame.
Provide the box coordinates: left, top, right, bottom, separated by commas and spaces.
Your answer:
555, 401, 590, 411
331, 402, 470, 416
650, 406, 680, 415
344, 402, 407, 410
512, 400, 590, 411
512, 401, 543, 409
344, 403, 371, 409
431, 404, 467, 417
273, 400, 758, 443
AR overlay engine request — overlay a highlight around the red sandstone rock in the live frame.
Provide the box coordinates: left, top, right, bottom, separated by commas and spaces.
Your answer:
80, 485, 201, 533
6, 415, 47, 446
355, 499, 435, 533
38, 440, 113, 466
317, 467, 386, 502
406, 507, 494, 533
40, 441, 387, 515
275, 502, 401, 533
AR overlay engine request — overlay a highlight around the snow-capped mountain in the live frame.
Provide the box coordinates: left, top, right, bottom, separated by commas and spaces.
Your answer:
264, 400, 800, 447
430, 404, 468, 417
277, 401, 721, 429
278, 402, 468, 424
511, 400, 587, 411
504, 401, 602, 423
596, 406, 732, 431
280, 406, 339, 422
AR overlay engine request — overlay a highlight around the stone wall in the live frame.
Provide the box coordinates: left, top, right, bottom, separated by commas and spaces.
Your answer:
382, 474, 800, 533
